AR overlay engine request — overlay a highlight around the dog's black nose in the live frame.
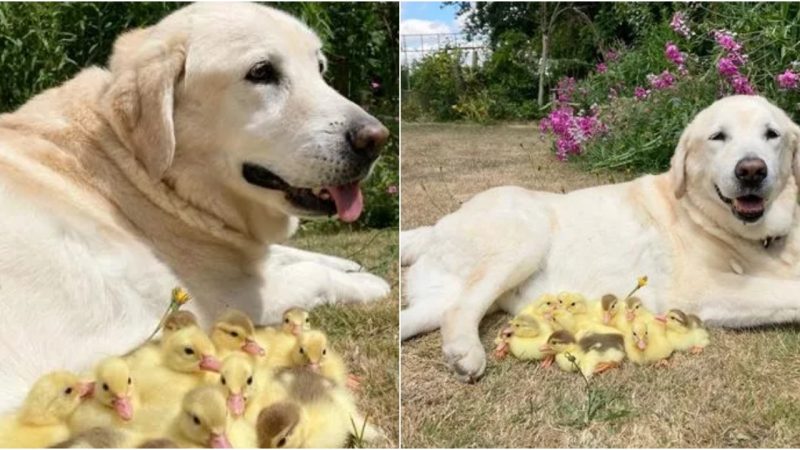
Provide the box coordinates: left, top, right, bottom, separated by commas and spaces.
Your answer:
735, 157, 767, 186
347, 119, 389, 161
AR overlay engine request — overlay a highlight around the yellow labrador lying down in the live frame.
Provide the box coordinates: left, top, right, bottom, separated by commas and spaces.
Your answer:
402, 96, 800, 382
0, 3, 390, 412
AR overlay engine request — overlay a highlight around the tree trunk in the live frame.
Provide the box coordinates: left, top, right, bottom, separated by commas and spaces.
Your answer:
537, 3, 549, 107
537, 32, 549, 107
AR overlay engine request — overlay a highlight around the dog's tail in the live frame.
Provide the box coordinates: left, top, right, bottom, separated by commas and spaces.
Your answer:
400, 226, 433, 266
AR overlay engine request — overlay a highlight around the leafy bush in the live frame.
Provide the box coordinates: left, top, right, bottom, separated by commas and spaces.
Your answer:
540, 2, 800, 174
0, 2, 397, 229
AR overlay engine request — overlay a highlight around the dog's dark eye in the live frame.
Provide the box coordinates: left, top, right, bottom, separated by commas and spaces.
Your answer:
709, 131, 727, 141
765, 128, 780, 140
246, 61, 280, 85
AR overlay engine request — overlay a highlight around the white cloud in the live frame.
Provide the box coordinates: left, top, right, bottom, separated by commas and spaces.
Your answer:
400, 19, 453, 36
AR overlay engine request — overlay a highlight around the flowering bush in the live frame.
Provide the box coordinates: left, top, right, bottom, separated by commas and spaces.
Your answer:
540, 3, 800, 171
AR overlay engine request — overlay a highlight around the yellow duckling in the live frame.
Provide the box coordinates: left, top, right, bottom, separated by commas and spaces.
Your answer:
162, 310, 199, 338
132, 325, 222, 408
0, 371, 93, 447
219, 354, 259, 419
211, 309, 266, 358
257, 308, 312, 369
506, 313, 554, 367
492, 325, 514, 360
659, 309, 710, 354
517, 293, 559, 320
291, 330, 359, 389
624, 296, 654, 324
539, 330, 625, 378
70, 357, 138, 434
257, 369, 382, 448
551, 297, 619, 336
624, 316, 673, 366
164, 386, 233, 448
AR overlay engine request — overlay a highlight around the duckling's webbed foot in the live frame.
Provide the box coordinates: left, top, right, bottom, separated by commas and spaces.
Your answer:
540, 355, 554, 369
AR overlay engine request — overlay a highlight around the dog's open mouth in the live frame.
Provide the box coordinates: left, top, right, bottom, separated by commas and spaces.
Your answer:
714, 184, 764, 222
242, 163, 363, 222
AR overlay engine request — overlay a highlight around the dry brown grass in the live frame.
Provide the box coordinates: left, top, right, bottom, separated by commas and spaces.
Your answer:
292, 229, 398, 447
400, 122, 800, 448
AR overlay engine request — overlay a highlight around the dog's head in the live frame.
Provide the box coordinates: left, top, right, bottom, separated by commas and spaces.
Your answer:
670, 95, 800, 239
103, 3, 388, 231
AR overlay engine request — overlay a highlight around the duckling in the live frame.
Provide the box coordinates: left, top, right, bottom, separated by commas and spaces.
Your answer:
291, 330, 359, 390
551, 298, 619, 336
163, 310, 199, 338
69, 357, 139, 434
492, 325, 514, 360
517, 293, 559, 321
624, 296, 654, 324
539, 330, 625, 378
257, 369, 383, 448
624, 316, 673, 366
211, 309, 266, 358
219, 354, 259, 418
0, 371, 93, 447
257, 308, 312, 369
506, 313, 554, 367
132, 325, 222, 408
164, 386, 232, 448
659, 309, 710, 354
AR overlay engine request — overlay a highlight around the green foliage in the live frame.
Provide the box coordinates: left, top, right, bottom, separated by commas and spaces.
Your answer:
0, 2, 397, 229
567, 2, 800, 174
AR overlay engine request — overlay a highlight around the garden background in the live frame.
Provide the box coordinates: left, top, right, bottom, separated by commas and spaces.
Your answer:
402, 1, 800, 175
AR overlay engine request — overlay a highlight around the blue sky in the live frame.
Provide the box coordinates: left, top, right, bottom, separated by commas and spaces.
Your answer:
400, 2, 463, 35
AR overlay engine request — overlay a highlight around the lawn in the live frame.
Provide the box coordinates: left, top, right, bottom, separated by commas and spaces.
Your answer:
400, 122, 800, 448
292, 228, 399, 447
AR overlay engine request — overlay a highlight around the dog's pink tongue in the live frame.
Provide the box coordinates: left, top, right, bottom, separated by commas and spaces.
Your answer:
327, 183, 363, 223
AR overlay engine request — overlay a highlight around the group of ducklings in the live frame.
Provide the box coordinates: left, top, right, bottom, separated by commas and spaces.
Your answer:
0, 307, 382, 448
494, 292, 710, 379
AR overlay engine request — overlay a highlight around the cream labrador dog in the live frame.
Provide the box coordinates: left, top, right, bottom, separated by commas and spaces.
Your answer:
402, 95, 800, 382
0, 3, 391, 412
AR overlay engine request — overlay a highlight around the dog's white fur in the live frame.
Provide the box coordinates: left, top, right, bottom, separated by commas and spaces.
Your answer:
401, 96, 800, 382
0, 3, 390, 412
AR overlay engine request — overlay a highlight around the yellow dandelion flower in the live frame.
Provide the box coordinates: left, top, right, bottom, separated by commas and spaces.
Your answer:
171, 287, 191, 306
637, 276, 648, 288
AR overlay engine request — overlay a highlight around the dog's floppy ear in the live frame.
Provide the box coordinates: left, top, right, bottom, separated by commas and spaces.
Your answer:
669, 125, 693, 199
103, 27, 186, 180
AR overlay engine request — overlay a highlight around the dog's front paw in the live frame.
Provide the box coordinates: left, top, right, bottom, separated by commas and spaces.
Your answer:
443, 336, 486, 383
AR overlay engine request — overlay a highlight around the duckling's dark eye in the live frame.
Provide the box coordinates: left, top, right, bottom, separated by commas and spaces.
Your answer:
247, 376, 253, 385
246, 61, 280, 85
277, 437, 287, 447
305, 318, 310, 323
229, 331, 239, 338
710, 131, 727, 141
64, 387, 73, 395
322, 349, 327, 356
184, 347, 195, 355
765, 128, 780, 140
545, 302, 551, 306
570, 302, 576, 307
128, 377, 132, 385
221, 376, 226, 386
299, 347, 304, 354
192, 414, 201, 426
102, 383, 109, 391
284, 318, 290, 324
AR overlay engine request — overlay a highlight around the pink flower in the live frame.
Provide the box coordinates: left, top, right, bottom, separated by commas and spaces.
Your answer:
717, 57, 739, 78
714, 30, 742, 54
670, 11, 692, 38
777, 69, 800, 90
665, 42, 685, 67
541, 107, 605, 161
730, 74, 755, 95
555, 77, 577, 105
386, 185, 398, 195
634, 86, 650, 100
604, 49, 620, 63
647, 71, 675, 90
596, 63, 608, 74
